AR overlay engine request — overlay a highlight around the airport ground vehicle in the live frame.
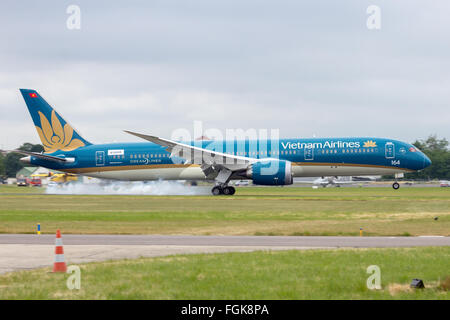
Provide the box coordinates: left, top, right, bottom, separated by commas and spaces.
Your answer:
30, 177, 42, 187
16, 178, 29, 187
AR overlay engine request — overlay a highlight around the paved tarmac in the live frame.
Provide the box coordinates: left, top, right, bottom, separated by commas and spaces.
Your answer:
0, 234, 449, 247
0, 235, 448, 274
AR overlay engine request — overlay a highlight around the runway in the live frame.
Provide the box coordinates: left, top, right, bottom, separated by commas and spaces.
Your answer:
0, 234, 449, 247
1, 235, 448, 274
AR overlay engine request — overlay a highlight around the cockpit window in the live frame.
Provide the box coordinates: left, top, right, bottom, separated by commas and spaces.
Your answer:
409, 146, 417, 152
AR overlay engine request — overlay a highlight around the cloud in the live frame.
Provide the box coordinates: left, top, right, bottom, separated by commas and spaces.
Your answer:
0, 0, 449, 149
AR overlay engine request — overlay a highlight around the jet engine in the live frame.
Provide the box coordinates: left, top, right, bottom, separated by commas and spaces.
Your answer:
246, 159, 293, 185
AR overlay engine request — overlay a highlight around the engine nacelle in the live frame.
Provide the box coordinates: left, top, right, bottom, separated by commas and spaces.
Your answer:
246, 160, 293, 186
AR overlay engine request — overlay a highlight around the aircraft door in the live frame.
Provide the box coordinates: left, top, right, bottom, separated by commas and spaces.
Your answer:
304, 148, 314, 161
385, 142, 395, 159
95, 151, 105, 166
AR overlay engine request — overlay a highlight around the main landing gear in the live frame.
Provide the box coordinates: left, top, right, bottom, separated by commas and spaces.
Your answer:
392, 182, 400, 190
211, 167, 235, 196
211, 185, 236, 196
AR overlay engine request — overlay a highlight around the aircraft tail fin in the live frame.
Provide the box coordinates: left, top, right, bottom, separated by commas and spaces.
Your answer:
19, 89, 91, 153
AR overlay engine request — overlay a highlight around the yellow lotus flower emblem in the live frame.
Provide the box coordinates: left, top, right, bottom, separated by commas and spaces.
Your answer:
363, 140, 377, 148
35, 110, 85, 153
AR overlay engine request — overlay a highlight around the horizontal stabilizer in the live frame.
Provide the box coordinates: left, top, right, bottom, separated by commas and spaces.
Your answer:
10, 150, 67, 162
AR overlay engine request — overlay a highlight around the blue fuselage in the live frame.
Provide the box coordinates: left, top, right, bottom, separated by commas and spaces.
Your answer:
28, 137, 431, 181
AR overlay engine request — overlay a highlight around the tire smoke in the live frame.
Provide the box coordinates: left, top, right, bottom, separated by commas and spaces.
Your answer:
45, 180, 210, 195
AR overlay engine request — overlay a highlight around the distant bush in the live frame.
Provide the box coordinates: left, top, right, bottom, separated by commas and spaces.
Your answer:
440, 276, 450, 291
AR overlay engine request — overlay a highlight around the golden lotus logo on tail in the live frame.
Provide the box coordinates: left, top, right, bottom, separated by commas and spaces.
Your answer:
36, 110, 85, 153
363, 140, 377, 148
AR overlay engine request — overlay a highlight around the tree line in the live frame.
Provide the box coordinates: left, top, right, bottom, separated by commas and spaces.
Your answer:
405, 135, 450, 180
0, 143, 43, 179
1, 135, 449, 180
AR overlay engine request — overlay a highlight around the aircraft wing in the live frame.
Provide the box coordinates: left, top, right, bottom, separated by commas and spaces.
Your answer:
334, 180, 357, 184
31, 173, 51, 177
53, 173, 77, 177
124, 130, 253, 180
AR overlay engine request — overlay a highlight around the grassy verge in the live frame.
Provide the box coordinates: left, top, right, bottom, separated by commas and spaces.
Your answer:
0, 186, 449, 236
0, 247, 448, 299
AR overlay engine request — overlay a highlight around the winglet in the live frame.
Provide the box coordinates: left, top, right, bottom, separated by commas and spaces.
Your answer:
124, 130, 157, 140
124, 130, 174, 147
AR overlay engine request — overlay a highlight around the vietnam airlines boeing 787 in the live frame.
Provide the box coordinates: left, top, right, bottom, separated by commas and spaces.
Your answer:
14, 89, 431, 195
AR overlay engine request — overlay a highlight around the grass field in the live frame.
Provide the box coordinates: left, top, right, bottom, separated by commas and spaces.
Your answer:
0, 247, 448, 299
0, 185, 449, 236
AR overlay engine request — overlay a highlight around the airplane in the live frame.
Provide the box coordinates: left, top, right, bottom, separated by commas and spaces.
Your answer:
31, 171, 78, 183
297, 176, 358, 188
351, 176, 378, 182
12, 89, 431, 195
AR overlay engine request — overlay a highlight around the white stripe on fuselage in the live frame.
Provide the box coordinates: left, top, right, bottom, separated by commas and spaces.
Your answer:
83, 165, 407, 181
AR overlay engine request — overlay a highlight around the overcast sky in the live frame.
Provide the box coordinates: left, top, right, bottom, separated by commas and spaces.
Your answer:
1, 0, 449, 149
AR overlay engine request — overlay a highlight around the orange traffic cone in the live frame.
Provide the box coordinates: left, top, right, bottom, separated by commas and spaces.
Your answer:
52, 229, 67, 273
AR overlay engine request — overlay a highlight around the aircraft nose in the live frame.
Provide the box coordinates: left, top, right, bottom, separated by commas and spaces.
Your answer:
423, 154, 432, 169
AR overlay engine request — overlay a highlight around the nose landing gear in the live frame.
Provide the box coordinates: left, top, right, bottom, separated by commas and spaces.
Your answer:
392, 182, 400, 190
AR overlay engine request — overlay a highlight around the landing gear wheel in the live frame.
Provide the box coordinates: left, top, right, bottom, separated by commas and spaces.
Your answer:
392, 182, 400, 190
212, 186, 223, 196
223, 186, 236, 195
